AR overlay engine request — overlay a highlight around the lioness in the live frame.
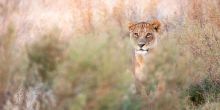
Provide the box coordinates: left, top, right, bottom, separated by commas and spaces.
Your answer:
128, 19, 162, 95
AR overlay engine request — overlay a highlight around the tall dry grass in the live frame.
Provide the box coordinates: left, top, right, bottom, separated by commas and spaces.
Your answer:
0, 0, 220, 110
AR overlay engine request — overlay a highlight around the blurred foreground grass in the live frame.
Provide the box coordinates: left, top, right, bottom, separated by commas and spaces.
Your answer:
1, 21, 220, 110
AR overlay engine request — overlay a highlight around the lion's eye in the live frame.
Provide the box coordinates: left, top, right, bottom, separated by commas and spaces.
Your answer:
146, 33, 152, 37
134, 33, 139, 37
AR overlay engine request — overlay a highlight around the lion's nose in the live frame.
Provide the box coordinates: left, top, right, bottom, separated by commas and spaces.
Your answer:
138, 44, 145, 48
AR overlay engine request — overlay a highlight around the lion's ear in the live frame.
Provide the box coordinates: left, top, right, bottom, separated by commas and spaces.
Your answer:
128, 22, 136, 32
150, 19, 161, 32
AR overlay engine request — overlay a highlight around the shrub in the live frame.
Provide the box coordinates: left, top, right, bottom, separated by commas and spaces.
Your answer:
187, 77, 220, 106
26, 33, 65, 86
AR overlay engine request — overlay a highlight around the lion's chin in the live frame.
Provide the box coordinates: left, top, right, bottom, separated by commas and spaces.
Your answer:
135, 49, 148, 54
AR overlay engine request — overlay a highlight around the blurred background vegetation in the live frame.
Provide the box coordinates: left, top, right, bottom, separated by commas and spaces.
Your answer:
0, 0, 220, 110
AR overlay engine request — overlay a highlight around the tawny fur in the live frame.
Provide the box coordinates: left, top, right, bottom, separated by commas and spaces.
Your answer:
129, 19, 165, 96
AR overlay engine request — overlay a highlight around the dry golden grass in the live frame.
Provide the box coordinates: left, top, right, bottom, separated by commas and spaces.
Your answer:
0, 0, 220, 110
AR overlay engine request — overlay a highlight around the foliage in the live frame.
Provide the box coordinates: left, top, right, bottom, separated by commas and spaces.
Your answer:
1, 0, 220, 110
187, 77, 220, 106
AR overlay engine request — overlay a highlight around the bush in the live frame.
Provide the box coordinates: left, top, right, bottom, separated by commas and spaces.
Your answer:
187, 77, 220, 106
26, 33, 65, 86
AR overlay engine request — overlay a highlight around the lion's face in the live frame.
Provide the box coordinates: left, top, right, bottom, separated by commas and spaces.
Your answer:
128, 20, 161, 54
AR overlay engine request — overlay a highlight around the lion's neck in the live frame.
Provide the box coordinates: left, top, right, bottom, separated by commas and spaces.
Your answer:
133, 51, 148, 82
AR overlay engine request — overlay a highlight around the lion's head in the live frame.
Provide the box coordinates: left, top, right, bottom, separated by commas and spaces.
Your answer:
128, 20, 161, 54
